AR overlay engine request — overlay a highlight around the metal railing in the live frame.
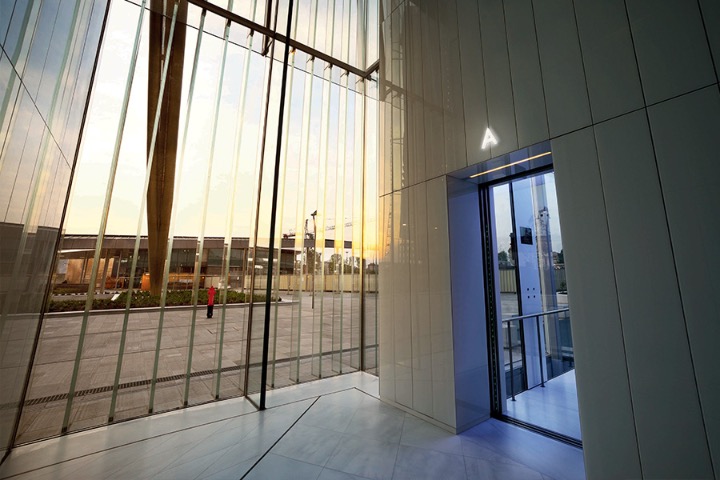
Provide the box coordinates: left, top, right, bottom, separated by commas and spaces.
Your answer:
502, 307, 571, 401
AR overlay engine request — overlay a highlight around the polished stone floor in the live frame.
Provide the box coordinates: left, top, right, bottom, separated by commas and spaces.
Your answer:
0, 373, 585, 480
505, 370, 581, 440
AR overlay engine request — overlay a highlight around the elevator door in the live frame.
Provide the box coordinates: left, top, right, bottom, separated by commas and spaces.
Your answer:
488, 170, 580, 443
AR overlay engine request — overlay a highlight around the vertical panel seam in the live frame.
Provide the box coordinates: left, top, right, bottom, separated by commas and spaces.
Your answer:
412, 3, 426, 186
528, 0, 551, 141
397, 1, 414, 409
624, 1, 714, 474
500, 0, 520, 151
590, 125, 643, 477
455, 0, 480, 166
643, 101, 716, 478
569, 0, 593, 130
622, 1, 648, 106
475, 0, 491, 152
434, 0, 450, 175
448, 0, 468, 169
441, 177, 459, 427
421, 182, 434, 417
400, 2, 409, 188
696, 0, 720, 84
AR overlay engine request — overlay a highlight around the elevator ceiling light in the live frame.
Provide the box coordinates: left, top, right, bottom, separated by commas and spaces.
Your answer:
469, 151, 552, 179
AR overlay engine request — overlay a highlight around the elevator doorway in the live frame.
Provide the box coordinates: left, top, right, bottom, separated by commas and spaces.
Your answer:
484, 169, 581, 444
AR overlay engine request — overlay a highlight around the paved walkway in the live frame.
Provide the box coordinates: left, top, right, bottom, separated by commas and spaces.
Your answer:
17, 293, 377, 444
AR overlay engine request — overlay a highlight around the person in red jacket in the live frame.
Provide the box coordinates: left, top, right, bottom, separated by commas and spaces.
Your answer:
207, 285, 216, 318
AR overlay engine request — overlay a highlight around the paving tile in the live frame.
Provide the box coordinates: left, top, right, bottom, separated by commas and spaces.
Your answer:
317, 468, 370, 480
400, 414, 463, 455
344, 407, 405, 444
272, 423, 343, 466
464, 456, 544, 480
392, 445, 467, 480
325, 434, 399, 480
197, 455, 261, 480
244, 453, 322, 480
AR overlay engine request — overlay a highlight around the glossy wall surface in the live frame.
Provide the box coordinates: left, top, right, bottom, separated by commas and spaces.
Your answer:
378, 0, 720, 477
0, 0, 107, 456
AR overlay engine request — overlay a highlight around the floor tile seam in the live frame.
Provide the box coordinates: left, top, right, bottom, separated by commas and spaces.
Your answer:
105, 442, 201, 480
12, 398, 257, 454
193, 453, 262, 480
2, 439, 136, 480
462, 454, 472, 480
0, 406, 261, 479
161, 432, 243, 473
387, 413, 406, 480
0, 432, 170, 480
5, 378, 376, 478
349, 387, 399, 415
396, 438, 464, 458
459, 434, 549, 473
265, 385, 360, 410
301, 389, 394, 475
239, 396, 321, 480
321, 465, 375, 480
295, 418, 350, 435
461, 453, 548, 479
353, 385, 380, 399
459, 432, 575, 480
270, 449, 333, 470
156, 441, 239, 480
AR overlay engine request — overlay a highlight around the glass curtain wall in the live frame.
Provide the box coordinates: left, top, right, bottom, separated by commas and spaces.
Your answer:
15, 0, 379, 445
0, 0, 107, 455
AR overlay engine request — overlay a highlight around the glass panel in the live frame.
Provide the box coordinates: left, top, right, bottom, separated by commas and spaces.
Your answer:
214, 21, 257, 402
149, 8, 216, 416
185, 11, 234, 408
491, 182, 523, 399
324, 74, 344, 373
289, 55, 316, 384
11, 0, 379, 445
491, 168, 579, 441
346, 78, 361, 371
5, 0, 106, 446
65, 0, 151, 433
0, 1, 16, 47
22, 0, 62, 101
268, 12, 300, 388
310, 60, 332, 379
1, 53, 21, 153
4, 0, 42, 76
363, 76, 378, 373
57, 0, 104, 161
243, 43, 276, 399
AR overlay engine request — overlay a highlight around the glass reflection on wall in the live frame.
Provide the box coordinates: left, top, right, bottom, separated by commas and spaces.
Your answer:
0, 0, 107, 455
12, 0, 379, 446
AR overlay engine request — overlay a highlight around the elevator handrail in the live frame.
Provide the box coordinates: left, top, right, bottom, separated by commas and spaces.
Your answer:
501, 307, 569, 323
501, 307, 571, 401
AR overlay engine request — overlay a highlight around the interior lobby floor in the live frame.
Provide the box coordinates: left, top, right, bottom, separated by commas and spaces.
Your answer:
0, 373, 585, 480
505, 370, 581, 441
